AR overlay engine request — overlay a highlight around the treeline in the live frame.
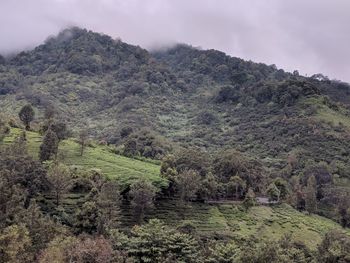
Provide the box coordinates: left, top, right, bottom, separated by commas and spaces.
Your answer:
159, 148, 350, 226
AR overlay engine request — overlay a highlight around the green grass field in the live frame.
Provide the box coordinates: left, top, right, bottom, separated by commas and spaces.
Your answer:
144, 201, 349, 249
3, 128, 167, 189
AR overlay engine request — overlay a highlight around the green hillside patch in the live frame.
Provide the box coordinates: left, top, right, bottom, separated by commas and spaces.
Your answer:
143, 201, 348, 249
4, 128, 166, 189
317, 107, 350, 128
301, 96, 350, 129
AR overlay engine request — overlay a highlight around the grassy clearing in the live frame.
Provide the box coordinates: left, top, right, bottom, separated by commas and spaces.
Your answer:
3, 128, 166, 189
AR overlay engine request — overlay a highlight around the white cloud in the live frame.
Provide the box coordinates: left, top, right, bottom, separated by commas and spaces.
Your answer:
0, 0, 349, 81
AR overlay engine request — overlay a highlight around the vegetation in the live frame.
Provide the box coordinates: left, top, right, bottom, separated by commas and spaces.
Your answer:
3, 128, 165, 190
0, 27, 350, 262
18, 104, 35, 130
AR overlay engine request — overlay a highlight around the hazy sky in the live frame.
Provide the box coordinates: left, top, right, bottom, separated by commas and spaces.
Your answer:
0, 0, 349, 82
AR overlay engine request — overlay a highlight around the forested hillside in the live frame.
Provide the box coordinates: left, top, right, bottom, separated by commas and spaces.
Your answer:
1, 27, 350, 262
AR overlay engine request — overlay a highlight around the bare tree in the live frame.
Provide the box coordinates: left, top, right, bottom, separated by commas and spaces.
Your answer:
47, 163, 72, 206
78, 130, 89, 156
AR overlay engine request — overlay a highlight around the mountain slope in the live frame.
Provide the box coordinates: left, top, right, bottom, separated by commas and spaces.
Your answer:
3, 128, 165, 189
1, 27, 350, 187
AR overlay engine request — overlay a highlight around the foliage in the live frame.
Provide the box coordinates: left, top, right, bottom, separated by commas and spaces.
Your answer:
3, 128, 166, 190
175, 169, 201, 202
40, 120, 69, 142
128, 219, 200, 263
0, 224, 32, 263
1, 27, 350, 262
317, 230, 350, 263
242, 188, 256, 210
18, 104, 35, 130
0, 143, 48, 206
122, 129, 171, 159
305, 175, 317, 213
129, 179, 157, 222
96, 180, 121, 234
39, 128, 59, 161
47, 162, 73, 206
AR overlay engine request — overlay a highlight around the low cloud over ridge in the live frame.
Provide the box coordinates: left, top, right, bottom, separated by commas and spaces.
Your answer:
0, 0, 349, 82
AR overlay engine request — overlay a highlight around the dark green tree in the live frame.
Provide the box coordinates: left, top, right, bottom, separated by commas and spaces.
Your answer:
129, 179, 157, 222
206, 242, 240, 263
39, 129, 59, 162
273, 177, 289, 201
305, 175, 317, 213
175, 169, 201, 202
18, 104, 35, 130
96, 181, 121, 234
267, 183, 280, 203
243, 188, 256, 210
41, 121, 69, 142
74, 201, 99, 234
0, 171, 25, 228
317, 230, 350, 263
128, 219, 200, 263
228, 175, 246, 199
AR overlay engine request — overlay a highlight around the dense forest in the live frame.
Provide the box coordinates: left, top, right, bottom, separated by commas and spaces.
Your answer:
0, 27, 350, 262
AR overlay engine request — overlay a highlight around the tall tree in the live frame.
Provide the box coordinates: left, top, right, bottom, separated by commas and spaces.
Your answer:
74, 201, 99, 234
199, 173, 219, 200
0, 171, 25, 228
78, 130, 88, 156
96, 181, 121, 234
273, 177, 289, 201
243, 187, 256, 210
41, 121, 69, 142
47, 163, 72, 206
175, 169, 201, 202
19, 201, 65, 254
337, 192, 350, 228
39, 129, 59, 162
305, 175, 317, 213
18, 104, 35, 131
228, 175, 246, 199
0, 117, 10, 143
267, 183, 281, 203
129, 179, 157, 222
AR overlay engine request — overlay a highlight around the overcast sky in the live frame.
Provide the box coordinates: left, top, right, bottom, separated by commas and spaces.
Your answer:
0, 0, 349, 82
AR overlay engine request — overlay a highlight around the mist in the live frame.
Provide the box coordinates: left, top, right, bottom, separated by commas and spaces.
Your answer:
0, 0, 349, 82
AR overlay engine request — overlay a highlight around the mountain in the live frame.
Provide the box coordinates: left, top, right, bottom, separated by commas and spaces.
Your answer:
1, 27, 350, 214
2, 27, 350, 261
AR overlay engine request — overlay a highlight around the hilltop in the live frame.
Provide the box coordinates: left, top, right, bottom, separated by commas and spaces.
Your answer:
1, 27, 349, 167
